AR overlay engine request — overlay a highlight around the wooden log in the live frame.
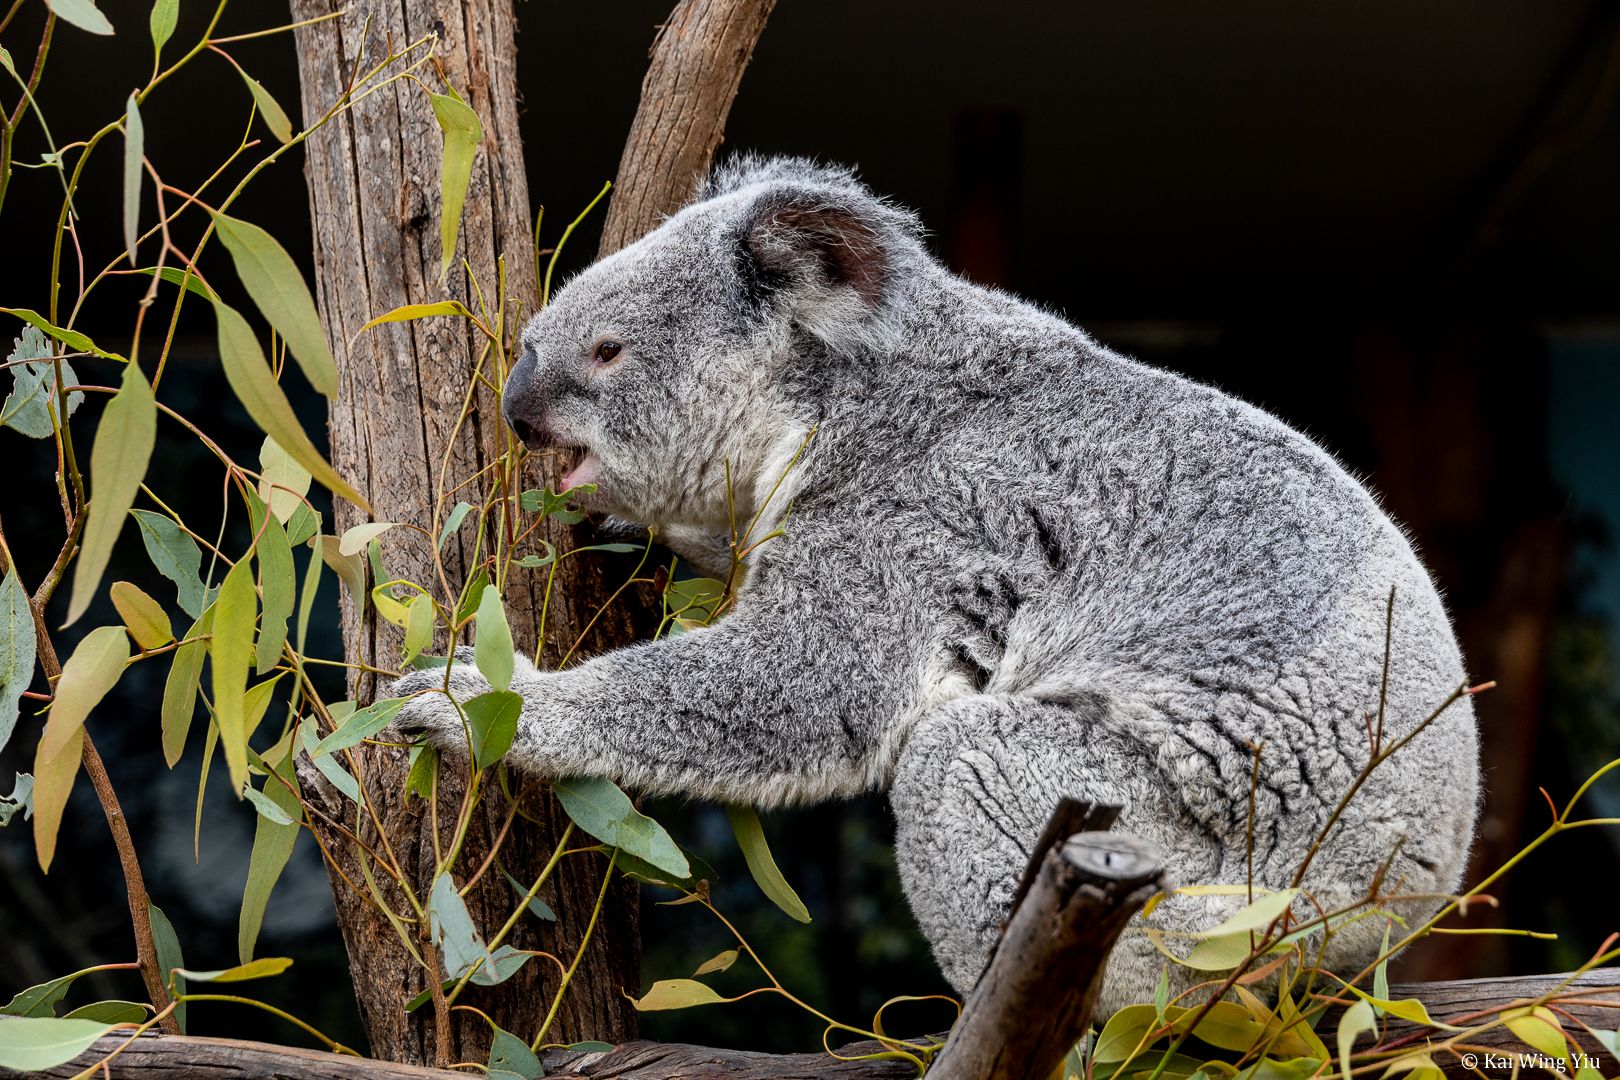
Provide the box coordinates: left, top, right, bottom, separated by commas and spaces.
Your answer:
596, 0, 778, 257
9, 970, 1617, 1079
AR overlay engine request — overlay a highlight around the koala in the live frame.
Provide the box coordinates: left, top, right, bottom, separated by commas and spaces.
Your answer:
393, 155, 1480, 1016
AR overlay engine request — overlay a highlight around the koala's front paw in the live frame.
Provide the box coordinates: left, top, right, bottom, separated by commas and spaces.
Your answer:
388, 647, 494, 756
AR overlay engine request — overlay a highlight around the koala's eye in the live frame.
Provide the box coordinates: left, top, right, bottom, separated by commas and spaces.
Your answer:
593, 340, 622, 364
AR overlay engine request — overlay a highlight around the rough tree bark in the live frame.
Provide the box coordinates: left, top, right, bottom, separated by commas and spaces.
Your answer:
597, 0, 778, 257
288, 0, 777, 1065
289, 1, 641, 1064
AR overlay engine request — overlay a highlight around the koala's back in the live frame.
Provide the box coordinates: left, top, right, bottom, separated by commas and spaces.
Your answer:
828, 275, 1479, 893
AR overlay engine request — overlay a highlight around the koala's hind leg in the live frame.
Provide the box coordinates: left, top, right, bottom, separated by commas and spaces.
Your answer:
889, 692, 1218, 1010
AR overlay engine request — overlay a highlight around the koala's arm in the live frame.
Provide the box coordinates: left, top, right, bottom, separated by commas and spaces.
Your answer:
394, 591, 907, 806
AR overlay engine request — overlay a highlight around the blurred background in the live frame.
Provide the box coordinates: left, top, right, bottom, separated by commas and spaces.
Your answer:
1, 0, 1618, 1056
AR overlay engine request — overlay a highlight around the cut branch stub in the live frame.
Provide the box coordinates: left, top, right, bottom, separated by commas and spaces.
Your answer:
927, 826, 1166, 1080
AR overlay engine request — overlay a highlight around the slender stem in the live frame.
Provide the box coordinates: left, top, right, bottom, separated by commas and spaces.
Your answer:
529, 846, 616, 1052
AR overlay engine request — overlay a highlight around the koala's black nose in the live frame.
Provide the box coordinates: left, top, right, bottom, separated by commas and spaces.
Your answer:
502, 345, 550, 447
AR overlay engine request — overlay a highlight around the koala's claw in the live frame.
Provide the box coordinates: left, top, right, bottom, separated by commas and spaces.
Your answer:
386, 646, 491, 753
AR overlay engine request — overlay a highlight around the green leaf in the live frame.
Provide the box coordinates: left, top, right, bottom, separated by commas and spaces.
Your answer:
553, 776, 690, 879
134, 265, 216, 301
428, 91, 483, 282
401, 594, 434, 666
725, 804, 810, 924
285, 503, 319, 547
1234, 1058, 1324, 1080
339, 521, 396, 557
62, 1001, 147, 1024
212, 212, 337, 396
65, 362, 157, 625
258, 436, 313, 524
438, 501, 473, 550
464, 690, 521, 769
474, 585, 514, 692
405, 743, 438, 801
2, 327, 82, 438
30, 722, 81, 871
122, 94, 143, 263
211, 556, 257, 794
428, 872, 491, 980
131, 510, 210, 618
692, 949, 738, 977
43, 0, 113, 35
1, 307, 119, 359
2, 969, 93, 1017
316, 535, 366, 616
1094, 1004, 1161, 1065
234, 69, 292, 143
488, 1024, 542, 1080
161, 605, 213, 766
0, 569, 36, 754
1502, 1006, 1568, 1063
242, 783, 293, 825
1337, 983, 1457, 1030
239, 752, 301, 963
500, 865, 556, 921
469, 945, 531, 987
358, 300, 474, 334
212, 299, 364, 508
149, 0, 178, 58
39, 625, 127, 761
633, 978, 728, 1012
1192, 888, 1298, 939
518, 486, 588, 524
312, 696, 407, 756
297, 717, 359, 802
109, 581, 171, 650
247, 491, 294, 676
455, 566, 489, 624
175, 957, 293, 983
147, 901, 186, 1031
0, 1017, 114, 1071
1337, 998, 1374, 1080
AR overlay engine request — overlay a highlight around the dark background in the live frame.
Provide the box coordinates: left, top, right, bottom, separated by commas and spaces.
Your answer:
2, 0, 1618, 1056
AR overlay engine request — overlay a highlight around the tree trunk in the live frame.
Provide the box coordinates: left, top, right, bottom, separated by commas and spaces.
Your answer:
597, 0, 778, 257
290, 2, 640, 1064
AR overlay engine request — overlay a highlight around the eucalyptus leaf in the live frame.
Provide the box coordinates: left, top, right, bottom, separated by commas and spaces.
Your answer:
30, 723, 82, 871
149, 0, 178, 58
311, 696, 407, 756
463, 690, 521, 769
488, 1025, 542, 1079
43, 0, 113, 35
210, 557, 257, 794
297, 717, 359, 802
109, 581, 171, 650
39, 625, 128, 760
2, 327, 81, 438
0, 1017, 115, 1072
131, 510, 209, 618
359, 300, 474, 333
233, 70, 292, 143
428, 90, 483, 281
62, 1001, 147, 1024
175, 957, 292, 983
553, 776, 689, 879
258, 436, 313, 524
474, 585, 514, 692
213, 212, 337, 395
0, 569, 35, 754
247, 491, 294, 675
160, 606, 213, 767
212, 299, 363, 508
428, 872, 491, 980
725, 804, 810, 924
633, 978, 728, 1012
239, 753, 301, 963
65, 362, 157, 625
147, 901, 186, 1031
122, 93, 143, 263
1, 307, 118, 359
0, 772, 31, 826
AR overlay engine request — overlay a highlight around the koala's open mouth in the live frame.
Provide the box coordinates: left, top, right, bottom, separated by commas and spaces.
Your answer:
556, 447, 600, 492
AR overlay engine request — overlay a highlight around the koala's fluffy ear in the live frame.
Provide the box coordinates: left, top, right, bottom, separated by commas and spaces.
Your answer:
737, 189, 891, 350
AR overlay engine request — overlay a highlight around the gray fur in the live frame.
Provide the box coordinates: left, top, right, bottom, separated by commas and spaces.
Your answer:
392, 155, 1480, 1013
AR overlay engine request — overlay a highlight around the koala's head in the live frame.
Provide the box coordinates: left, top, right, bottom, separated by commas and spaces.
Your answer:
502, 156, 922, 529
